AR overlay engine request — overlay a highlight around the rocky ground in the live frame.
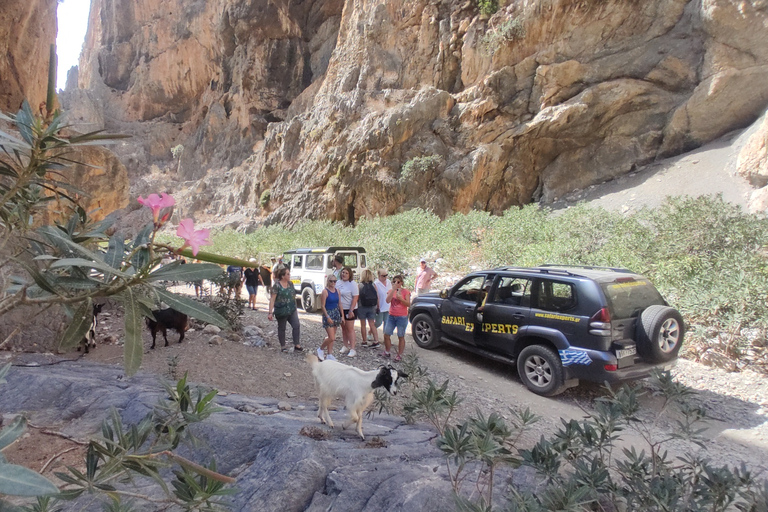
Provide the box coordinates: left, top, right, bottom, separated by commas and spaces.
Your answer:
5, 283, 764, 484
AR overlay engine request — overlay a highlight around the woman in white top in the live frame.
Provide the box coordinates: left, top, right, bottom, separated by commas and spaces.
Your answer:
373, 269, 392, 346
335, 266, 359, 357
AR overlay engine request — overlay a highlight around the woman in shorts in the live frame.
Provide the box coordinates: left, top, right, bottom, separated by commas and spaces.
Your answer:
335, 267, 359, 357
382, 274, 411, 362
357, 269, 380, 348
317, 274, 343, 361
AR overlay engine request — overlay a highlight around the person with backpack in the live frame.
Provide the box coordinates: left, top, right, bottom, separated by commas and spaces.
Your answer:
357, 269, 380, 349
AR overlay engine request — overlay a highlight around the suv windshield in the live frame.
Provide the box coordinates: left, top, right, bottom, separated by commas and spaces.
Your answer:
601, 279, 665, 318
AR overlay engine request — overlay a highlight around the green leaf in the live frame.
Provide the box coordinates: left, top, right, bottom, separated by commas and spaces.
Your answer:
36, 226, 106, 264
59, 299, 93, 350
122, 288, 144, 377
147, 262, 223, 283
49, 258, 129, 278
0, 463, 59, 497
15, 101, 35, 146
103, 233, 126, 277
0, 416, 26, 451
11, 258, 59, 296
153, 288, 229, 329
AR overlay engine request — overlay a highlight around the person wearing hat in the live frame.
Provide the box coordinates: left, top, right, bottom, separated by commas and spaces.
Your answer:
415, 258, 437, 296
244, 258, 264, 310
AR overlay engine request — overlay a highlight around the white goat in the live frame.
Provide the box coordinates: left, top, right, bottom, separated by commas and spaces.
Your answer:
306, 354, 408, 440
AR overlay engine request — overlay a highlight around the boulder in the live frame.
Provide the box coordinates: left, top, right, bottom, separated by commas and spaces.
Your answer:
0, 359, 461, 511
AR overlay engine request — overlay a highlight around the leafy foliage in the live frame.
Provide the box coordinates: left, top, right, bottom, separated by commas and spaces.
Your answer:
259, 189, 271, 208
180, 195, 767, 367
480, 17, 525, 56
477, 0, 499, 16
400, 155, 444, 183
0, 101, 245, 375
401, 367, 768, 511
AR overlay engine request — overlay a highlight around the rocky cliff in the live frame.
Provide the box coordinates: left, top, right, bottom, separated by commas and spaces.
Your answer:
62, 0, 768, 226
0, 0, 56, 112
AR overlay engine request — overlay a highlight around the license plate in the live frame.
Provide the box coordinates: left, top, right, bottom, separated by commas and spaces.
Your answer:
616, 347, 637, 359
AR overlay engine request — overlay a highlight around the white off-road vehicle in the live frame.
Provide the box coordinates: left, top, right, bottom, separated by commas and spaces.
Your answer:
283, 247, 368, 312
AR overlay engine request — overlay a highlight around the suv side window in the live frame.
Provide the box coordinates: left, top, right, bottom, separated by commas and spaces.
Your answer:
306, 255, 323, 269
452, 276, 486, 302
492, 277, 531, 307
292, 255, 303, 269
534, 280, 576, 312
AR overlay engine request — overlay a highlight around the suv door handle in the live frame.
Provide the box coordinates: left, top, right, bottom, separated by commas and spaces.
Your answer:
511, 313, 525, 320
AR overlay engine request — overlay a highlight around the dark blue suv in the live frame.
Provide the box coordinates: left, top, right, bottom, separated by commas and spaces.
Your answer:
409, 265, 684, 396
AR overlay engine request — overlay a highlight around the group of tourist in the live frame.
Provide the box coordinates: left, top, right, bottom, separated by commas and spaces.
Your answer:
227, 254, 439, 359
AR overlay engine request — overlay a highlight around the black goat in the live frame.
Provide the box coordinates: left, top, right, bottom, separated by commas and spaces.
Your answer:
146, 308, 189, 349
79, 303, 104, 354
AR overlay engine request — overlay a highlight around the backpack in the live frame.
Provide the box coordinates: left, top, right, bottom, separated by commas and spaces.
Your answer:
360, 282, 378, 307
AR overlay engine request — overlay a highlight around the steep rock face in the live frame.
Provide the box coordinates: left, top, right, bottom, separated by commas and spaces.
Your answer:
0, 0, 56, 112
71, 0, 343, 181
67, 0, 768, 224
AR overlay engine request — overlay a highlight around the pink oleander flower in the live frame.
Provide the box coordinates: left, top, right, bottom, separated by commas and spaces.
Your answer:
176, 218, 211, 256
137, 193, 175, 222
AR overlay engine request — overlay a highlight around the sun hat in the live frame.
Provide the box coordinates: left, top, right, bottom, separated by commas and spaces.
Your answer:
420, 258, 427, 263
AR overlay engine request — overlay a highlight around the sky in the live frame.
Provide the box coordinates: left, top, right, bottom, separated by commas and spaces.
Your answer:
56, 0, 91, 90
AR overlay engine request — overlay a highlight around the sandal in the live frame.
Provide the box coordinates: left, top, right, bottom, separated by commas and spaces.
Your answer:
394, 354, 402, 362
281, 347, 289, 353
293, 345, 304, 352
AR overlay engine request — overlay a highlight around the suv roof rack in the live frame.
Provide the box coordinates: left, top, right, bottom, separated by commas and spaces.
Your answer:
283, 246, 366, 254
539, 264, 633, 273
494, 266, 579, 276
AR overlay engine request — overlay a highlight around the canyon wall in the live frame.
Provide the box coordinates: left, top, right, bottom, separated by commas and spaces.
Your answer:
63, 0, 768, 225
0, 0, 56, 112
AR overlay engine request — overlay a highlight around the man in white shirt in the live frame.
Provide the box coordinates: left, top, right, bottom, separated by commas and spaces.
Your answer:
415, 258, 437, 296
372, 269, 392, 349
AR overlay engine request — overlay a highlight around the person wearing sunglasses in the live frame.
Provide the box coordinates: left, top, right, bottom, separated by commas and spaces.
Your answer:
336, 267, 359, 357
317, 274, 343, 361
373, 269, 392, 349
382, 274, 411, 361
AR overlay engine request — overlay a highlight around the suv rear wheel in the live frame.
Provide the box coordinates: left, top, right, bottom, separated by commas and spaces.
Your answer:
517, 345, 565, 397
301, 288, 317, 313
636, 305, 684, 363
411, 314, 441, 349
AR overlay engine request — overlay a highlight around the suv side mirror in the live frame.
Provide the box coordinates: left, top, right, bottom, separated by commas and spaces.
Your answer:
439, 288, 449, 299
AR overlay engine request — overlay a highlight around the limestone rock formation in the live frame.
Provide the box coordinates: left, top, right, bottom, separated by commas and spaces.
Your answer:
63, 0, 768, 224
0, 0, 56, 112
0, 359, 466, 511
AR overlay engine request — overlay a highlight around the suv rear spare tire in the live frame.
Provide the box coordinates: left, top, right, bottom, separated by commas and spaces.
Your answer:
636, 305, 684, 363
411, 314, 441, 349
517, 345, 565, 397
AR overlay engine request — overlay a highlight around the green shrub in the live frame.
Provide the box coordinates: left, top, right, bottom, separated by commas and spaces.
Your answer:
259, 189, 271, 208
477, 0, 499, 16
164, 195, 768, 368
480, 17, 525, 56
400, 155, 444, 183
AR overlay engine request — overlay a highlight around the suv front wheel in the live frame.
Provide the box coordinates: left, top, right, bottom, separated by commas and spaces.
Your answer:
517, 345, 565, 397
636, 305, 684, 363
411, 314, 441, 349
301, 288, 317, 313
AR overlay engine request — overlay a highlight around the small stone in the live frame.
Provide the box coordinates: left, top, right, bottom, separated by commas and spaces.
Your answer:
209, 335, 224, 345
277, 401, 292, 411
203, 324, 221, 334
284, 372, 292, 377
286, 391, 297, 398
